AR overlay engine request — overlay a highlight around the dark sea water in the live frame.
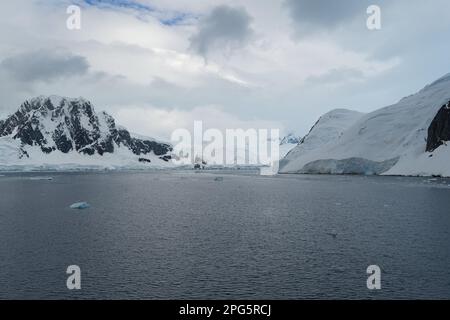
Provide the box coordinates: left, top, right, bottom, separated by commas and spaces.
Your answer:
0, 171, 449, 299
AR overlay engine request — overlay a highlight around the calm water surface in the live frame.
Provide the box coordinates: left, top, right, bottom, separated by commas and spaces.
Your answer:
0, 171, 449, 299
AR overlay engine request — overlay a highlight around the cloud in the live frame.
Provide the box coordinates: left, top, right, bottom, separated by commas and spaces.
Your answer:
284, 0, 389, 36
0, 49, 89, 83
114, 104, 285, 141
189, 5, 254, 57
1, 0, 450, 140
305, 67, 365, 85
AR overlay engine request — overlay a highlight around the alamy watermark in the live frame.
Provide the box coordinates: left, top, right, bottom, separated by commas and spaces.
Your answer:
367, 265, 382, 290
66, 5, 81, 30
367, 5, 382, 30
171, 121, 280, 175
66, 265, 81, 290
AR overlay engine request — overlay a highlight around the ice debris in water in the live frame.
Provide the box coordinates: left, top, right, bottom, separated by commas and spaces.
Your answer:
214, 177, 224, 182
70, 202, 90, 210
29, 176, 53, 181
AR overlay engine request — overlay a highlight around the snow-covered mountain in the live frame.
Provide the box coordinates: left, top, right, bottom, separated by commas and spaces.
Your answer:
279, 133, 300, 159
0, 96, 173, 170
280, 133, 300, 145
280, 74, 450, 177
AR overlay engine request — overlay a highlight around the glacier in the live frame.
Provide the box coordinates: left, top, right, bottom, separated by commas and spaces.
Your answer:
299, 157, 400, 175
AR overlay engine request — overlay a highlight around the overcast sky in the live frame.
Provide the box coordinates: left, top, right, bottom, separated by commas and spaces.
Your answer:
1, 0, 450, 139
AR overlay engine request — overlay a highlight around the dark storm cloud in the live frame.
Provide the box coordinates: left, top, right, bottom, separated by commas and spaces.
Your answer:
190, 5, 254, 57
284, 0, 388, 34
0, 49, 89, 83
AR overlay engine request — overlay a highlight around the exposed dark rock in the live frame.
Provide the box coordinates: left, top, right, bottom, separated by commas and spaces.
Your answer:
426, 101, 450, 152
138, 158, 152, 163
18, 147, 29, 159
159, 155, 172, 162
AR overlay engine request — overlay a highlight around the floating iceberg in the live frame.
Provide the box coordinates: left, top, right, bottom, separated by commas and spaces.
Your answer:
70, 202, 90, 210
29, 176, 53, 181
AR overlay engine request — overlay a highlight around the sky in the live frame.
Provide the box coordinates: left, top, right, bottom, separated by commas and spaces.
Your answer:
1, 0, 450, 140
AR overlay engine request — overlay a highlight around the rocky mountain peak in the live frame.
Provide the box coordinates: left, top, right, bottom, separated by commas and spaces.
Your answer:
280, 133, 300, 145
0, 96, 172, 159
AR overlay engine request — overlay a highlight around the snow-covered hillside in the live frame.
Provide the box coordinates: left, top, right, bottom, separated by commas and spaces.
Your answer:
280, 74, 450, 177
0, 96, 173, 171
280, 109, 364, 166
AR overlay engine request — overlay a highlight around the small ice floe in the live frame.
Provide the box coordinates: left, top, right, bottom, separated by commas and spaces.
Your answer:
70, 202, 90, 210
335, 202, 342, 206
214, 177, 224, 182
29, 176, 53, 181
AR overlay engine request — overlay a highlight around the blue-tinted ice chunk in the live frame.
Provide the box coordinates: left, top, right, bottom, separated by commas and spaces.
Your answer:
70, 202, 90, 210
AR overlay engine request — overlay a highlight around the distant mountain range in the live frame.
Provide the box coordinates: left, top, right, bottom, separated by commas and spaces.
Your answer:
3, 72, 450, 177
0, 96, 302, 171
280, 74, 450, 177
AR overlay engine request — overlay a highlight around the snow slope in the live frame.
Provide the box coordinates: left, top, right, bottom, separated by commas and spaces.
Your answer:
0, 136, 172, 171
280, 109, 364, 171
280, 74, 450, 177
